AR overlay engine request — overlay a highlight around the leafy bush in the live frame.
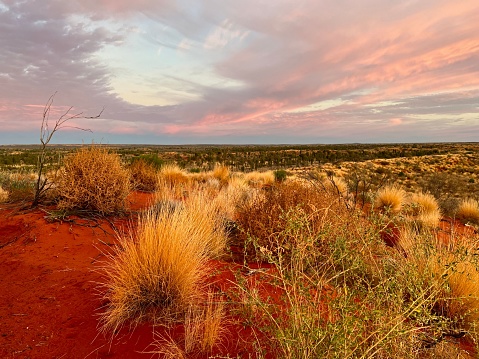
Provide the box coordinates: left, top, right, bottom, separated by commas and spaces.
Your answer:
54, 146, 131, 214
273, 169, 288, 182
135, 153, 164, 170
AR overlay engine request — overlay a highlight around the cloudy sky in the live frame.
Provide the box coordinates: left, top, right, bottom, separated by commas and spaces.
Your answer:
1, 0, 478, 144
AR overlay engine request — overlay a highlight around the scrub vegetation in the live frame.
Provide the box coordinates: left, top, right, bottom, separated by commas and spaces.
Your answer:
1, 143, 478, 358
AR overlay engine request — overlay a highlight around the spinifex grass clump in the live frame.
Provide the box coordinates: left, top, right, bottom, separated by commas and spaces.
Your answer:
0, 187, 8, 203
408, 192, 442, 228
0, 170, 36, 202
397, 226, 479, 343
99, 192, 227, 334
374, 185, 406, 213
55, 146, 130, 215
456, 198, 479, 224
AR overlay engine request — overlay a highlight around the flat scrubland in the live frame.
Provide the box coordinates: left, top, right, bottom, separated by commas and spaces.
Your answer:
1, 143, 479, 358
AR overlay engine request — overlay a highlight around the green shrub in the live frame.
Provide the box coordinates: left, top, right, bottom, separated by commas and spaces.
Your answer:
273, 169, 288, 182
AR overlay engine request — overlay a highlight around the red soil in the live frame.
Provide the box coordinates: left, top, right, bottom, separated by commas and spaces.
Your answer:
1, 193, 477, 358
0, 193, 266, 358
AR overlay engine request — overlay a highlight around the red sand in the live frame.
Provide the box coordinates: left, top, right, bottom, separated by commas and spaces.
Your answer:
0, 193, 263, 358
0, 193, 477, 358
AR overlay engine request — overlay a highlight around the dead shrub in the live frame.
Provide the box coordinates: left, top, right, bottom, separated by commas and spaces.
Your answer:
129, 158, 158, 192
236, 180, 341, 258
54, 146, 130, 214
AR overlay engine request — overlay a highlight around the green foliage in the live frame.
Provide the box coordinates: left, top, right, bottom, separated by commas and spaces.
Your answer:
133, 154, 164, 170
273, 169, 288, 182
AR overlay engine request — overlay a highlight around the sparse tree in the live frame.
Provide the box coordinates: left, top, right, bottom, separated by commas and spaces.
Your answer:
32, 92, 103, 207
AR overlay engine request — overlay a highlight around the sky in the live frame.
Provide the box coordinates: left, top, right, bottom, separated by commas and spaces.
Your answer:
0, 0, 478, 145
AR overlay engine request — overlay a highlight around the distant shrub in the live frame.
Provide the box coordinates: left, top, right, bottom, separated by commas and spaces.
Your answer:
129, 158, 158, 192
374, 185, 405, 213
273, 169, 288, 182
55, 146, 131, 214
456, 198, 479, 224
135, 154, 164, 170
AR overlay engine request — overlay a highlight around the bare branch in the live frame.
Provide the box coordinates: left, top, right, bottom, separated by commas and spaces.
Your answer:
32, 93, 102, 207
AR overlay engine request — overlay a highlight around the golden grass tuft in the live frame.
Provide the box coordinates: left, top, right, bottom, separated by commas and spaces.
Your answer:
456, 198, 479, 224
150, 293, 225, 357
184, 293, 225, 353
397, 226, 479, 340
374, 185, 406, 213
409, 192, 442, 228
0, 187, 8, 203
244, 171, 275, 187
212, 164, 230, 185
321, 175, 348, 196
159, 164, 190, 188
55, 146, 130, 214
99, 192, 227, 334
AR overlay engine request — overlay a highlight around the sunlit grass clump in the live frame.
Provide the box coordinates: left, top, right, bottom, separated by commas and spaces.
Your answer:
212, 164, 230, 186
0, 187, 8, 203
408, 192, 442, 228
374, 185, 406, 213
159, 164, 190, 188
244, 171, 275, 187
99, 192, 227, 334
456, 198, 479, 224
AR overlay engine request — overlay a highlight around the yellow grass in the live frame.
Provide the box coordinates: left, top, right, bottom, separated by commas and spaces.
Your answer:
99, 193, 227, 334
159, 164, 190, 188
322, 175, 348, 195
374, 185, 406, 213
397, 226, 479, 340
456, 198, 479, 224
0, 187, 8, 203
212, 164, 230, 185
409, 192, 442, 228
244, 171, 275, 187
184, 293, 225, 353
